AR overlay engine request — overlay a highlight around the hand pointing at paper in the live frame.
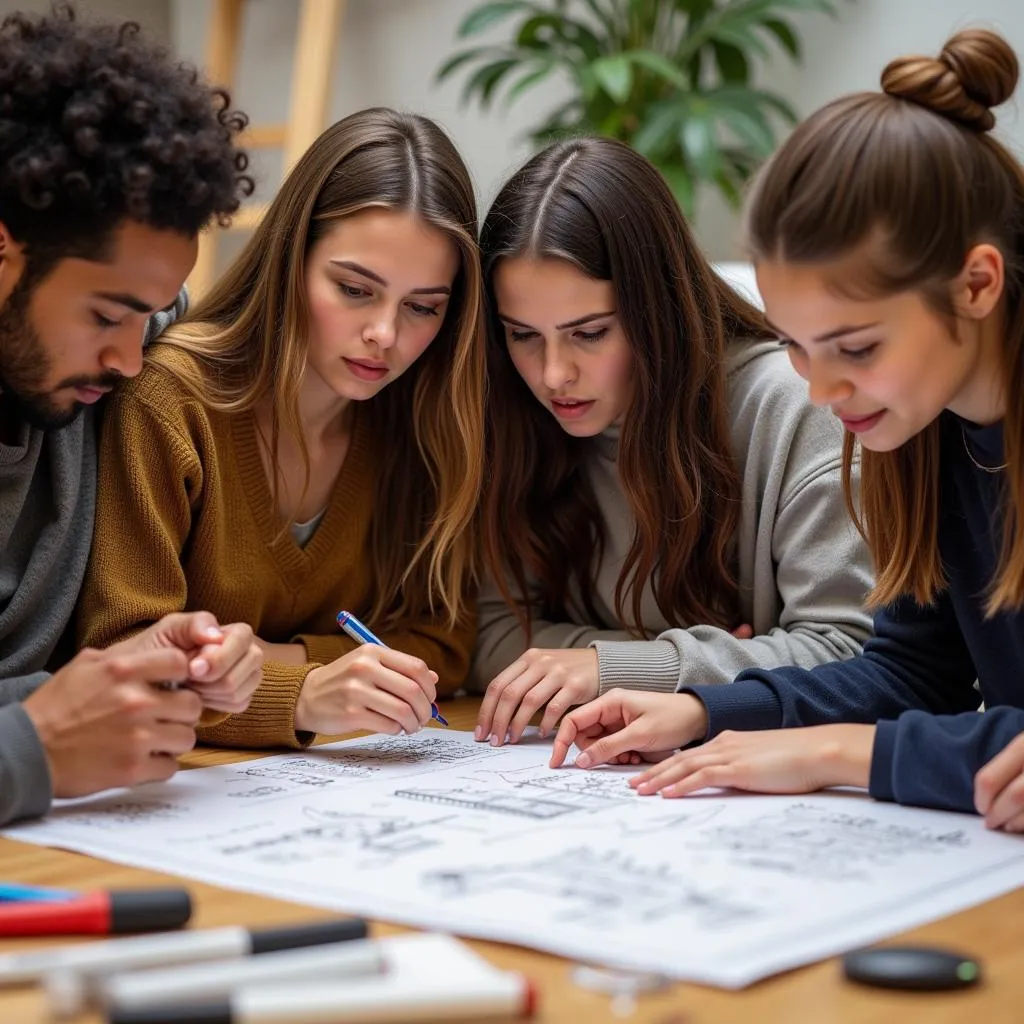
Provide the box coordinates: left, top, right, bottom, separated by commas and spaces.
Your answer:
549, 690, 708, 769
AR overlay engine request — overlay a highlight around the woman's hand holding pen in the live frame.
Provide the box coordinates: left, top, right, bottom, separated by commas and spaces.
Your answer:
295, 646, 438, 735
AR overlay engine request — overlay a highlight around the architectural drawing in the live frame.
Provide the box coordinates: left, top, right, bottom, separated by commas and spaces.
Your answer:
425, 846, 763, 929
395, 786, 578, 819
692, 803, 970, 881
13, 731, 1024, 990
216, 806, 457, 865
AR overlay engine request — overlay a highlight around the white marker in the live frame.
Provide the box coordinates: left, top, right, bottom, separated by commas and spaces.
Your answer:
0, 918, 366, 987
83, 939, 386, 1015
108, 970, 537, 1023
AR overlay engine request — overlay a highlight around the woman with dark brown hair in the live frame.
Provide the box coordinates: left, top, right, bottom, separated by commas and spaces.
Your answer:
553, 29, 1024, 827
77, 108, 485, 747
472, 136, 873, 747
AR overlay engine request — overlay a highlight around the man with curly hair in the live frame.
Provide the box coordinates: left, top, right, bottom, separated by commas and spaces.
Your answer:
0, 6, 264, 826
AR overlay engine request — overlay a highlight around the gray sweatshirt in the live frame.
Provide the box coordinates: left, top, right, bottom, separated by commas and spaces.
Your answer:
469, 340, 874, 694
0, 292, 187, 827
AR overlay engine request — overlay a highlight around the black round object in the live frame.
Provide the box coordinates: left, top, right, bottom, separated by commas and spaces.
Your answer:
842, 945, 981, 992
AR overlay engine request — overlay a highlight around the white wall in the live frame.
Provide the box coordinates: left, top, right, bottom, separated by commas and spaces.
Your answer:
171, 0, 1024, 260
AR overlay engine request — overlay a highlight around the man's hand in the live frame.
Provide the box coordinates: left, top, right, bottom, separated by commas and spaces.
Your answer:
111, 612, 262, 713
22, 646, 204, 798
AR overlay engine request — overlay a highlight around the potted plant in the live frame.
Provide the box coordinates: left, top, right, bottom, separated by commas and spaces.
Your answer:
437, 0, 840, 215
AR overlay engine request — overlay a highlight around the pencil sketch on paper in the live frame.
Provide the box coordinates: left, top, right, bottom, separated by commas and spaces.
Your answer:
691, 803, 971, 881
393, 766, 643, 821
215, 806, 466, 866
394, 786, 579, 820
327, 734, 504, 767
425, 846, 764, 929
45, 797, 187, 828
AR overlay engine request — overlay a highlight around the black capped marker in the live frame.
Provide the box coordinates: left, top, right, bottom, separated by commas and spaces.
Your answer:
0, 887, 192, 938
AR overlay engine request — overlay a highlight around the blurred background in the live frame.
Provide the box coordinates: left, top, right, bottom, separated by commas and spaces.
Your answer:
5, 0, 1023, 275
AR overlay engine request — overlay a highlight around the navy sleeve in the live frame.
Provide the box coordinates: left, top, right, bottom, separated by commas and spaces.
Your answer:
684, 589, 981, 734
870, 707, 1024, 813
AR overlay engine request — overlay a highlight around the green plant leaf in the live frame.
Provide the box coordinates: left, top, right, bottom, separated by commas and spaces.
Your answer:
626, 50, 690, 90
709, 23, 771, 59
762, 16, 800, 58
654, 159, 695, 217
457, 1, 532, 38
712, 101, 775, 156
679, 109, 720, 179
711, 41, 749, 84
631, 101, 682, 156
516, 13, 563, 49
436, 46, 496, 82
502, 61, 558, 108
591, 53, 634, 102
461, 57, 522, 109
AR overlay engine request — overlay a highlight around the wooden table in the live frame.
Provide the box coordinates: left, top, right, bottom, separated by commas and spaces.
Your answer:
1, 697, 1020, 1023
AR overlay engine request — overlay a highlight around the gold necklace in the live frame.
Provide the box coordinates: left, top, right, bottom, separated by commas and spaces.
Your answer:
961, 425, 1007, 473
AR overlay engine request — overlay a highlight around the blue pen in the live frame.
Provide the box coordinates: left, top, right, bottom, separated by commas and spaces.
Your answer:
0, 882, 75, 903
336, 610, 449, 727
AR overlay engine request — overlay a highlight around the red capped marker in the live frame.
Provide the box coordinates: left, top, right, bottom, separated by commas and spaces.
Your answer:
0, 888, 192, 937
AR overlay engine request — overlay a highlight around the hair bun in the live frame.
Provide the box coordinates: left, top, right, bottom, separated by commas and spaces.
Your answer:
880, 28, 1018, 131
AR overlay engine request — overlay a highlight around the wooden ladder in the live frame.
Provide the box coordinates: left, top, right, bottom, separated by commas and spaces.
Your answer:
189, 0, 346, 298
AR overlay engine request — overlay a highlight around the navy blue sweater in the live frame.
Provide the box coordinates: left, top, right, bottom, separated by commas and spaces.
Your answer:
685, 412, 1023, 814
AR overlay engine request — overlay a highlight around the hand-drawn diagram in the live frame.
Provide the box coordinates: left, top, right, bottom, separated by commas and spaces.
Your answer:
691, 803, 970, 881
327, 735, 503, 767
217, 806, 458, 866
395, 786, 577, 819
395, 766, 644, 820
15, 732, 1024, 990
46, 798, 187, 827
425, 846, 764, 929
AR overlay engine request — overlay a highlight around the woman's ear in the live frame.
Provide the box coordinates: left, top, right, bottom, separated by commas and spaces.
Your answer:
953, 242, 1004, 320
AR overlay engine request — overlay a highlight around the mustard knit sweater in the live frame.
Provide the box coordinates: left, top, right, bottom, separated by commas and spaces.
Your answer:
78, 347, 475, 749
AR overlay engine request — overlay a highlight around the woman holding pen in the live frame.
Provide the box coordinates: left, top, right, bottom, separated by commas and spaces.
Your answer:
76, 108, 484, 747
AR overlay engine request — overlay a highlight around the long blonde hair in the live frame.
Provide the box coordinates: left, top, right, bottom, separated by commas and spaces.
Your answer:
745, 29, 1024, 615
153, 107, 484, 627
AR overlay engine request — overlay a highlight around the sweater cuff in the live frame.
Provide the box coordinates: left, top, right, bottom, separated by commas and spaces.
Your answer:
0, 704, 53, 825
593, 640, 680, 695
295, 633, 353, 667
682, 679, 784, 739
868, 718, 899, 803
196, 663, 316, 750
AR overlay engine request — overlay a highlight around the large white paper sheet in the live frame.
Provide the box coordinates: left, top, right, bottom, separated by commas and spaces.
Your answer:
7, 730, 1024, 988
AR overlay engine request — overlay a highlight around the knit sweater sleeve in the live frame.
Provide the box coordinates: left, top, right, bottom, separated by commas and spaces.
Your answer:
80, 379, 323, 750
468, 572, 634, 692
594, 355, 873, 694
76, 379, 236, 734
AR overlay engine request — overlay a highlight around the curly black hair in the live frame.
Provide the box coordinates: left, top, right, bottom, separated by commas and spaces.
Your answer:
0, 3, 253, 274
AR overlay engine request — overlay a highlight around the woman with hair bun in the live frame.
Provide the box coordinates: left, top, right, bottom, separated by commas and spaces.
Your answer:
552, 29, 1024, 829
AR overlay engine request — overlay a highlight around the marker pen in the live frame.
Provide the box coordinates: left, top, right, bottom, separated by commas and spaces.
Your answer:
337, 610, 449, 726
90, 939, 387, 1014
0, 887, 191, 938
107, 971, 537, 1023
0, 917, 367, 986
0, 882, 74, 902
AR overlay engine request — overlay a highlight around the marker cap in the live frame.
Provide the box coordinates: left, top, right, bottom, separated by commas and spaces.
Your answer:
109, 890, 193, 934
250, 918, 367, 954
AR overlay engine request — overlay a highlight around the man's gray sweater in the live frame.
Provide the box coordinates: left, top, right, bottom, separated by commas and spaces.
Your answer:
0, 293, 187, 826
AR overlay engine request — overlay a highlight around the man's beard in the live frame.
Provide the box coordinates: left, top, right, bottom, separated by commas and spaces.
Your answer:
0, 271, 121, 431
